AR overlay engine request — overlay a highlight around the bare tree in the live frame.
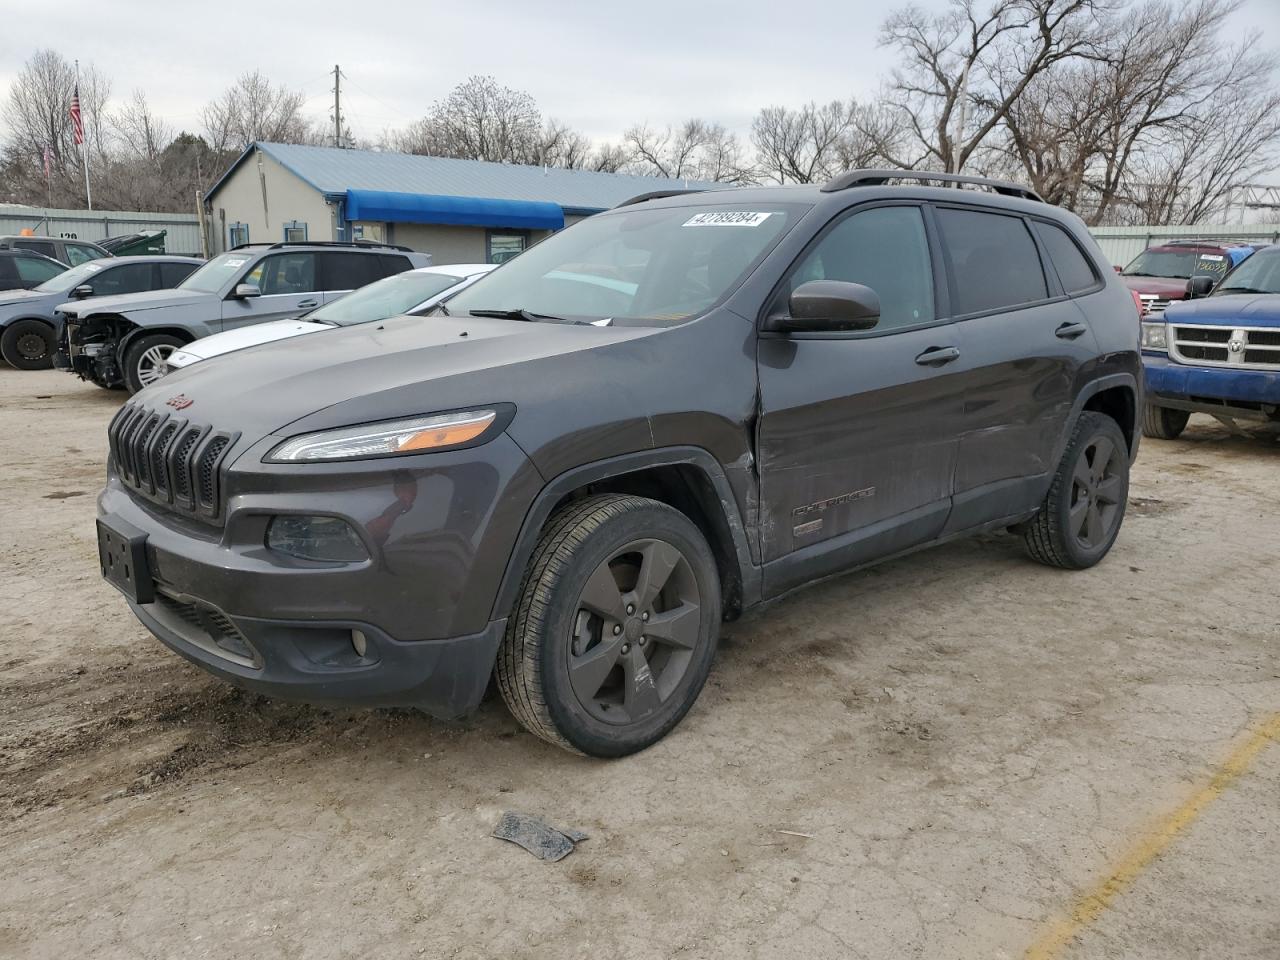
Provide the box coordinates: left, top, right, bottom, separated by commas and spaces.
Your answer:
113, 91, 172, 165
878, 0, 1101, 174
201, 71, 315, 153
624, 120, 753, 183
751, 100, 905, 183
394, 75, 543, 163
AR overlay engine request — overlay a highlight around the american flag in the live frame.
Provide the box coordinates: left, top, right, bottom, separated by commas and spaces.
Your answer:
69, 86, 84, 145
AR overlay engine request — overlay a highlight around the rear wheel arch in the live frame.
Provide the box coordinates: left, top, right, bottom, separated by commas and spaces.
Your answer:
1053, 374, 1139, 468
492, 448, 759, 626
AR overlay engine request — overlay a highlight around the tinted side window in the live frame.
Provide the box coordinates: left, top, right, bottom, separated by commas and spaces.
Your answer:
786, 205, 934, 330
1032, 221, 1098, 295
15, 239, 57, 259
95, 262, 155, 296
322, 252, 382, 291
14, 256, 65, 283
160, 262, 197, 287
0, 257, 14, 284
377, 254, 414, 279
936, 208, 1047, 315
245, 253, 317, 294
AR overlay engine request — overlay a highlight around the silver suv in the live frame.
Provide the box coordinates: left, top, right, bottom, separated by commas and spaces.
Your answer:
58, 241, 430, 392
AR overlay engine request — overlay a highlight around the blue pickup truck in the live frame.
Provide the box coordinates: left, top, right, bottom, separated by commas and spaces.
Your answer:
1140, 245, 1280, 439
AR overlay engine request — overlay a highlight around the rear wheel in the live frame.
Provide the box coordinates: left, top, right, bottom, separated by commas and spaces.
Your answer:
1024, 411, 1130, 570
0, 319, 55, 370
496, 494, 721, 757
1141, 402, 1189, 440
122, 333, 184, 394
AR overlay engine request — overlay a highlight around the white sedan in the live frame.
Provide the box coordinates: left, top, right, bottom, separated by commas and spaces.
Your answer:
164, 263, 495, 372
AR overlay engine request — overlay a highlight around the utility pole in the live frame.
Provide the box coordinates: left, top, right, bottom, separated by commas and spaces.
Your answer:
951, 61, 970, 175
332, 64, 345, 148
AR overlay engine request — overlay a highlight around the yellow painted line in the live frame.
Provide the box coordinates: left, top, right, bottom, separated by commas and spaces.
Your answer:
1025, 711, 1280, 960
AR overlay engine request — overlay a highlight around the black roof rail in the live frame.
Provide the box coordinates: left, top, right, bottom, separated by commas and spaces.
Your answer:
230, 240, 415, 253
821, 168, 1043, 202
615, 189, 707, 208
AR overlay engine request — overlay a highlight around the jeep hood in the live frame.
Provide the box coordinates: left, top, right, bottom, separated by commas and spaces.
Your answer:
65, 288, 213, 317
1163, 293, 1280, 326
141, 312, 663, 441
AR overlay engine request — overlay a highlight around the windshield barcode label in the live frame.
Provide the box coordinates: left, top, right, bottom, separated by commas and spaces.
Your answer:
683, 212, 773, 227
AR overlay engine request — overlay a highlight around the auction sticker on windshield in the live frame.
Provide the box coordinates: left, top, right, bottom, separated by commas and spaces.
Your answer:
683, 212, 774, 227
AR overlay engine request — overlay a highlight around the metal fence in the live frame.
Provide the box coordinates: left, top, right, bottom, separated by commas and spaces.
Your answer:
1088, 224, 1280, 268
0, 205, 203, 256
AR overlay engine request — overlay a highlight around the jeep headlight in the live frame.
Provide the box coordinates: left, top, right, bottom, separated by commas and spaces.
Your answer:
1140, 321, 1168, 351
266, 409, 499, 462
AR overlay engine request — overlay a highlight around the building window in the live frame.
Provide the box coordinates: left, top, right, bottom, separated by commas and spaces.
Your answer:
228, 221, 250, 248
487, 230, 528, 264
283, 220, 308, 242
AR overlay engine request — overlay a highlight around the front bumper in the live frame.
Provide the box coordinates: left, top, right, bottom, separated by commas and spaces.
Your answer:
1143, 352, 1280, 415
98, 427, 542, 716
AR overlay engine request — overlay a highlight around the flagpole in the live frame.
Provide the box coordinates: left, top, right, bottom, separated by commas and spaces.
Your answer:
75, 59, 92, 211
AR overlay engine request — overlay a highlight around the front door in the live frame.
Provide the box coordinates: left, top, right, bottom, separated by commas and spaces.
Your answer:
756, 203, 967, 596
220, 252, 322, 331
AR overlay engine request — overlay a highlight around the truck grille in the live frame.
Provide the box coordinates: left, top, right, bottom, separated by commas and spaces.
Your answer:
1169, 324, 1280, 372
1139, 295, 1173, 317
107, 403, 238, 521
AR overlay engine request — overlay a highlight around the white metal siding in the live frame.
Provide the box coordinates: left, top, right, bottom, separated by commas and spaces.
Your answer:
1088, 225, 1280, 269
0, 206, 203, 255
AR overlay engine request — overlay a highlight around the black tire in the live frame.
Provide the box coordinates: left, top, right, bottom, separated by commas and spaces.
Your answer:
0, 319, 56, 370
496, 494, 721, 757
1024, 411, 1130, 570
122, 333, 184, 394
1141, 402, 1189, 440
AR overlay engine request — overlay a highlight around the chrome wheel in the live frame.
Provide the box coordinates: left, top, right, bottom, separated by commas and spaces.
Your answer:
568, 538, 702, 725
136, 344, 175, 386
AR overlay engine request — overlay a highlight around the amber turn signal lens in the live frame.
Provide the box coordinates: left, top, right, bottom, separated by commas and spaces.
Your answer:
393, 413, 494, 452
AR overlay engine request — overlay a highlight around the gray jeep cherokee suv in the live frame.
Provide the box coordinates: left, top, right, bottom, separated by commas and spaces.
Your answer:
60, 240, 429, 392
96, 171, 1141, 757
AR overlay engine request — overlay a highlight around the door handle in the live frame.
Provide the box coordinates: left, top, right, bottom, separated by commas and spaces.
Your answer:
914, 345, 960, 366
1055, 321, 1088, 340
296, 299, 318, 309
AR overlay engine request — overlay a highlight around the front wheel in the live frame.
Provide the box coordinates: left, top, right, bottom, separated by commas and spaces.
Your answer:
1024, 411, 1130, 570
1141, 402, 1189, 440
0, 319, 56, 370
122, 333, 184, 394
496, 494, 721, 757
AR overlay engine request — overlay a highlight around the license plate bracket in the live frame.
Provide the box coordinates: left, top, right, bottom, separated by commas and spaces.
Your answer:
97, 516, 154, 604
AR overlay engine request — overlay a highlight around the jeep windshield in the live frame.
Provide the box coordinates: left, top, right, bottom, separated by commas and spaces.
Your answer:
178, 252, 253, 294
1212, 249, 1280, 296
1122, 248, 1229, 280
444, 202, 803, 325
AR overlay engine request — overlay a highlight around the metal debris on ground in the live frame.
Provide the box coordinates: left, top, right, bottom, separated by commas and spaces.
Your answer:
491, 811, 588, 862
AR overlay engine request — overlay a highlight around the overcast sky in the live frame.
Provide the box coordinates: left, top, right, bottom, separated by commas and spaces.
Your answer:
2, 0, 1279, 149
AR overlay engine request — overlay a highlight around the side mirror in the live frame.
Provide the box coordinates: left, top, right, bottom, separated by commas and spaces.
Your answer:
779, 280, 881, 333
233, 283, 261, 299
1186, 276, 1214, 299
1113, 264, 1123, 273
72, 284, 94, 298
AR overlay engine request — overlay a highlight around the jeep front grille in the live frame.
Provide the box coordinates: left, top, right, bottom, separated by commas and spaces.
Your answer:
1169, 324, 1280, 372
107, 403, 238, 521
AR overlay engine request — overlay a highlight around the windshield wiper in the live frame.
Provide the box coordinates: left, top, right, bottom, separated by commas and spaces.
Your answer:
468, 307, 589, 325
1214, 286, 1269, 295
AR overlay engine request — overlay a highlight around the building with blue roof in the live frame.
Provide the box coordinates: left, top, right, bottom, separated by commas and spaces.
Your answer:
204, 142, 727, 263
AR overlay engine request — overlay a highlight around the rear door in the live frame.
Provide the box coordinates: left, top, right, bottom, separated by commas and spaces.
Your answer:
220, 252, 321, 330
934, 206, 1102, 532
756, 202, 966, 594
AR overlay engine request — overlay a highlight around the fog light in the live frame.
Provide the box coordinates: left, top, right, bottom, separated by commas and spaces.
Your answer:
266, 515, 369, 562
351, 629, 368, 657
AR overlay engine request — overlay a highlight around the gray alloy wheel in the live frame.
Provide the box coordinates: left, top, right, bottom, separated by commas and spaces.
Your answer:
567, 538, 702, 725
1023, 411, 1130, 570
1068, 433, 1125, 550
496, 494, 721, 757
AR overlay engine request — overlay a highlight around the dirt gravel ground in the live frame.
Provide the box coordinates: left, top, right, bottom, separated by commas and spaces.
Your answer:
1, 366, 1277, 960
